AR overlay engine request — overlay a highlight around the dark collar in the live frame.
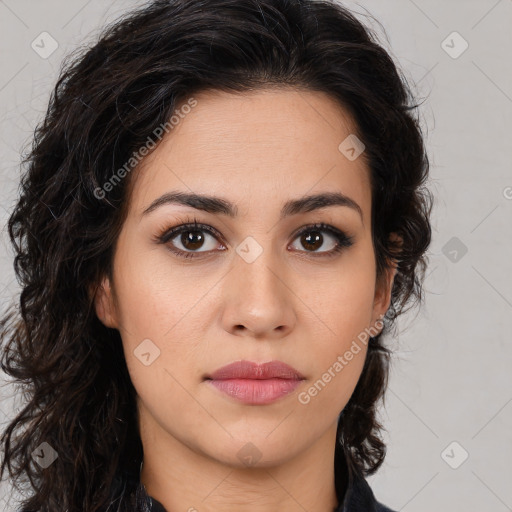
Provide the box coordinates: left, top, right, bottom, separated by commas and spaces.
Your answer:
134, 445, 395, 512
337, 461, 395, 512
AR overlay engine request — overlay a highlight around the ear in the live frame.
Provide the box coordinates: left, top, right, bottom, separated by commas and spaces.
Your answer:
371, 233, 401, 332
90, 276, 119, 329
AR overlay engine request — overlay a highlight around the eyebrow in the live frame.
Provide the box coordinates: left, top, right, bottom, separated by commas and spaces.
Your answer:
141, 190, 363, 222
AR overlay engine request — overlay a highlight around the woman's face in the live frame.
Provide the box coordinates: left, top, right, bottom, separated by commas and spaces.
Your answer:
95, 87, 396, 468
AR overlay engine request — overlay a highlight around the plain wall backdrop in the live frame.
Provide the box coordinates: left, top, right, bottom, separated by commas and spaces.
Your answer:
1, 1, 511, 511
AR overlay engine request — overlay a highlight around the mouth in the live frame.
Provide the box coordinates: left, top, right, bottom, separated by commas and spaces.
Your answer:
204, 360, 305, 405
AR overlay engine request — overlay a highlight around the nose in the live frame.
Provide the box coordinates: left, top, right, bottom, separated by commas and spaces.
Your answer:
220, 245, 297, 339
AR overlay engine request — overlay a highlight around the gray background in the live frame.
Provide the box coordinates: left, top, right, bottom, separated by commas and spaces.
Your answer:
0, 1, 511, 511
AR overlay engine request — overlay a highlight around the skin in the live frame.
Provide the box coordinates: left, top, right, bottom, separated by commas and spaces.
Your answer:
94, 87, 398, 512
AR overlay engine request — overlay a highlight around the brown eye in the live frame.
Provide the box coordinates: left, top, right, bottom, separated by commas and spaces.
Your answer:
300, 230, 329, 252
155, 218, 226, 259
167, 228, 221, 254
157, 220, 353, 260
289, 223, 354, 257
179, 230, 207, 251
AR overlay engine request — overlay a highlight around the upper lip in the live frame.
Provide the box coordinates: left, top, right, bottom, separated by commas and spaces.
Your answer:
206, 360, 305, 380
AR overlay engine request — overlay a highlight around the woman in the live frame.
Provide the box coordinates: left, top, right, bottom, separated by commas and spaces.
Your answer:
0, 0, 433, 511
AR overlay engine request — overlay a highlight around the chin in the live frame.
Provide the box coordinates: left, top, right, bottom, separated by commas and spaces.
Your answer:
202, 435, 301, 469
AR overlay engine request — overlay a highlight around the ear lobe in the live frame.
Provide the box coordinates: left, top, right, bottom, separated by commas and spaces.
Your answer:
92, 276, 119, 329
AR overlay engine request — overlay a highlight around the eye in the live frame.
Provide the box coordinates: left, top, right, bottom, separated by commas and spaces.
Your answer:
289, 223, 354, 257
157, 218, 225, 259
155, 218, 354, 260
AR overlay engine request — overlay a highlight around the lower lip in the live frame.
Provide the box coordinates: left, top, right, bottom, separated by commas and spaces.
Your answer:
207, 378, 303, 404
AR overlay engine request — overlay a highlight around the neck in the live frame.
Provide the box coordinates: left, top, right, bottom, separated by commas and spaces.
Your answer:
139, 417, 343, 512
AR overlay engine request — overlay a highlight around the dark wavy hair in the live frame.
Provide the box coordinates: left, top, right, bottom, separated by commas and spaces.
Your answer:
0, 0, 433, 510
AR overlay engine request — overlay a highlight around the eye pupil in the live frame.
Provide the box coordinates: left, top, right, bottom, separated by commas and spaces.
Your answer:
182, 230, 205, 250
301, 231, 323, 251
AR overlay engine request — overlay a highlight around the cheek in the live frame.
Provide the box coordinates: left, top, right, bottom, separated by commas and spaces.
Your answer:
112, 242, 201, 341
296, 248, 376, 338
294, 249, 376, 407
298, 347, 367, 413
297, 279, 372, 413
111, 247, 210, 400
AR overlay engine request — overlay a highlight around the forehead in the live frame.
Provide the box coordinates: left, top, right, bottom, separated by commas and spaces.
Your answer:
129, 87, 371, 223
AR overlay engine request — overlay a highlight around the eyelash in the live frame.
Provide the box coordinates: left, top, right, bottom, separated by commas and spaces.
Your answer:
155, 216, 354, 260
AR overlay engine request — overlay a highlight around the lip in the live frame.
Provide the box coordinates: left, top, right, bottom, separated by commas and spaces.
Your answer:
206, 360, 305, 380
205, 360, 305, 405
